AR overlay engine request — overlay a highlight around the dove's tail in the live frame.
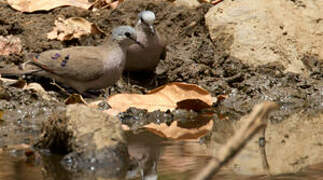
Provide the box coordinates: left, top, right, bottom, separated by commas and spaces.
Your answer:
0, 65, 41, 76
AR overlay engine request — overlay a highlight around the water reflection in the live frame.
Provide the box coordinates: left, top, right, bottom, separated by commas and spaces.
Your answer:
0, 151, 43, 180
156, 141, 323, 180
1, 134, 323, 180
126, 130, 164, 180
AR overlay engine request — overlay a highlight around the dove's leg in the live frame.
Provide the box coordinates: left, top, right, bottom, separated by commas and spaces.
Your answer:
127, 72, 130, 86
108, 88, 111, 96
50, 79, 71, 96
152, 73, 158, 87
145, 72, 158, 87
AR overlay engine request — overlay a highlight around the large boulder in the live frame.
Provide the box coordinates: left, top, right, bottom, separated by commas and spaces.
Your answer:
205, 0, 323, 75
211, 111, 323, 175
36, 104, 128, 178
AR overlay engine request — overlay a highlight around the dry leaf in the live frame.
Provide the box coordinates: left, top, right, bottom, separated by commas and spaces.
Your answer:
101, 82, 212, 115
7, 0, 92, 13
143, 120, 213, 140
211, 94, 228, 107
110, 0, 121, 9
217, 94, 227, 102
9, 79, 27, 89
90, 0, 122, 10
47, 17, 104, 41
176, 99, 211, 111
142, 110, 214, 140
90, 0, 111, 9
64, 94, 87, 105
0, 110, 4, 121
211, 0, 224, 5
0, 36, 22, 56
88, 82, 215, 140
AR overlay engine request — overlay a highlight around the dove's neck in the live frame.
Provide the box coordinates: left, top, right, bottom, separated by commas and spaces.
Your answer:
102, 38, 120, 49
102, 38, 133, 53
136, 23, 155, 36
99, 39, 127, 76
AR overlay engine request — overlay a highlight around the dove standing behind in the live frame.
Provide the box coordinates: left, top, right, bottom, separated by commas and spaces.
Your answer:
125, 11, 166, 72
0, 26, 142, 93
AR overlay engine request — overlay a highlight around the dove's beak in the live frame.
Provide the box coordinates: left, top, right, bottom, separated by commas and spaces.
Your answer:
149, 25, 155, 34
135, 40, 144, 48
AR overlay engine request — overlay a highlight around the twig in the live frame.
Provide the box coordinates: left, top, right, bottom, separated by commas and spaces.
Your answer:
192, 101, 279, 180
211, 0, 224, 6
18, 60, 31, 70
259, 128, 271, 176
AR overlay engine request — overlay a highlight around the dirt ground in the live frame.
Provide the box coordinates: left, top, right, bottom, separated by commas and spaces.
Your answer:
0, 0, 322, 175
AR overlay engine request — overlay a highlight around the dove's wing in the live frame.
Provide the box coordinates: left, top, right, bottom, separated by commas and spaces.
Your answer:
31, 46, 106, 82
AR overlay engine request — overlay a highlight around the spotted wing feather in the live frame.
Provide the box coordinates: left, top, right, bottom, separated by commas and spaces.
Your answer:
31, 46, 105, 82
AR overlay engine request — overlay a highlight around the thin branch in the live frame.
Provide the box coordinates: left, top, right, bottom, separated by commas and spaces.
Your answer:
259, 128, 271, 176
193, 101, 279, 180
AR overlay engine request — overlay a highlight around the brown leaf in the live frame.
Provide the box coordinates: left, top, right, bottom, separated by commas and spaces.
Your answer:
90, 0, 122, 10
9, 79, 27, 89
88, 82, 215, 140
47, 17, 104, 41
7, 0, 92, 12
64, 94, 87, 105
177, 112, 214, 129
217, 94, 227, 102
109, 0, 121, 9
99, 82, 213, 115
176, 99, 211, 111
143, 119, 213, 140
0, 110, 4, 121
211, 0, 224, 5
0, 36, 22, 56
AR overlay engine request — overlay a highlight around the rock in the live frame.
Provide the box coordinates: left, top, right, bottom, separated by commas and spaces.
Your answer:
266, 112, 323, 174
0, 84, 10, 100
25, 83, 55, 102
36, 104, 128, 178
211, 111, 323, 175
205, 0, 323, 75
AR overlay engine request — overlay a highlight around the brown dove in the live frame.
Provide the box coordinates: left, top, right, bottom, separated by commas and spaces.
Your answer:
0, 26, 142, 93
125, 11, 166, 72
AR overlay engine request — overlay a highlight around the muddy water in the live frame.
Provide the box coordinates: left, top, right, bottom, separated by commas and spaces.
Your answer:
1, 139, 323, 180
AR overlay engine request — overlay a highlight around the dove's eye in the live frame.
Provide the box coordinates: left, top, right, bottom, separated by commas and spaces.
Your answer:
125, 32, 131, 37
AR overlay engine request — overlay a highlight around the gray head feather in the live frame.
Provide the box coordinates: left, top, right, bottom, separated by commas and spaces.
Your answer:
111, 25, 144, 48
138, 11, 156, 33
112, 25, 137, 42
138, 11, 156, 25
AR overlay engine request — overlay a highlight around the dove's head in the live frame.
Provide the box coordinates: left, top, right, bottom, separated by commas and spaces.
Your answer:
112, 26, 143, 47
138, 11, 156, 34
